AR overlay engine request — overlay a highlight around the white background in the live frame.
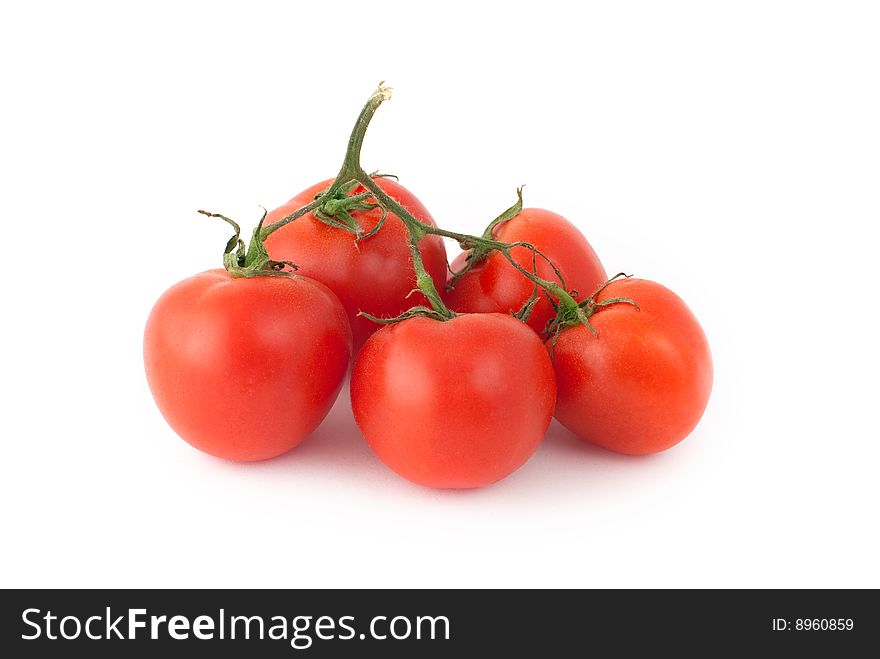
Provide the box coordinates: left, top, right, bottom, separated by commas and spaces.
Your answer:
2, 1, 878, 588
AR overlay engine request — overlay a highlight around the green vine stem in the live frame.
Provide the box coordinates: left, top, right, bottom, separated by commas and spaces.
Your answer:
446, 186, 526, 291
260, 84, 454, 318
546, 273, 641, 348
258, 84, 589, 324
198, 208, 298, 278
215, 84, 602, 331
259, 85, 393, 240
201, 88, 392, 280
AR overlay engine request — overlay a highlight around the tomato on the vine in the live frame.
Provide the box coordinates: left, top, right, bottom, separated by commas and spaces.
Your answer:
264, 177, 447, 350
144, 270, 352, 461
445, 208, 607, 333
351, 313, 556, 488
550, 278, 712, 455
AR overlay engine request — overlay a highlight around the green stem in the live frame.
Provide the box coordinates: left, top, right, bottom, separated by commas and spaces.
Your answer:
446, 190, 523, 290
337, 85, 392, 182
356, 175, 452, 318
383, 213, 582, 317
255, 83, 581, 321
367, 173, 583, 318
549, 273, 639, 339
259, 85, 392, 241
357, 181, 581, 317
199, 209, 297, 278
260, 196, 325, 240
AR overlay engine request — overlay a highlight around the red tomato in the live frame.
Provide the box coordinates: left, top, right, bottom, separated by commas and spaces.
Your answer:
264, 178, 447, 350
551, 278, 712, 455
144, 270, 352, 461
445, 208, 607, 333
351, 313, 556, 488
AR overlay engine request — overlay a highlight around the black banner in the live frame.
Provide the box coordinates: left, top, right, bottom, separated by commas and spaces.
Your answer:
1, 589, 876, 656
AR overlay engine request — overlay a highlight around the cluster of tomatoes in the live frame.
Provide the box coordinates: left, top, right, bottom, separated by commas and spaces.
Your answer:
144, 86, 712, 489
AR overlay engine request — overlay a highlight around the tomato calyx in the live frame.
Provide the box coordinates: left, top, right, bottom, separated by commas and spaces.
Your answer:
312, 179, 390, 245
446, 187, 525, 291
545, 273, 640, 345
198, 208, 299, 279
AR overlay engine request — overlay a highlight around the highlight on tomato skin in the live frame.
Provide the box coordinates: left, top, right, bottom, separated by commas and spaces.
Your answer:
143, 269, 353, 462
445, 208, 607, 334
549, 278, 713, 456
264, 177, 447, 352
350, 313, 557, 489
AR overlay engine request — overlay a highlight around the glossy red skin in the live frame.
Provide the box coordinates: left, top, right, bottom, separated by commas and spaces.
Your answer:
351, 314, 556, 489
264, 178, 447, 351
144, 270, 352, 461
551, 279, 712, 455
445, 208, 607, 334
